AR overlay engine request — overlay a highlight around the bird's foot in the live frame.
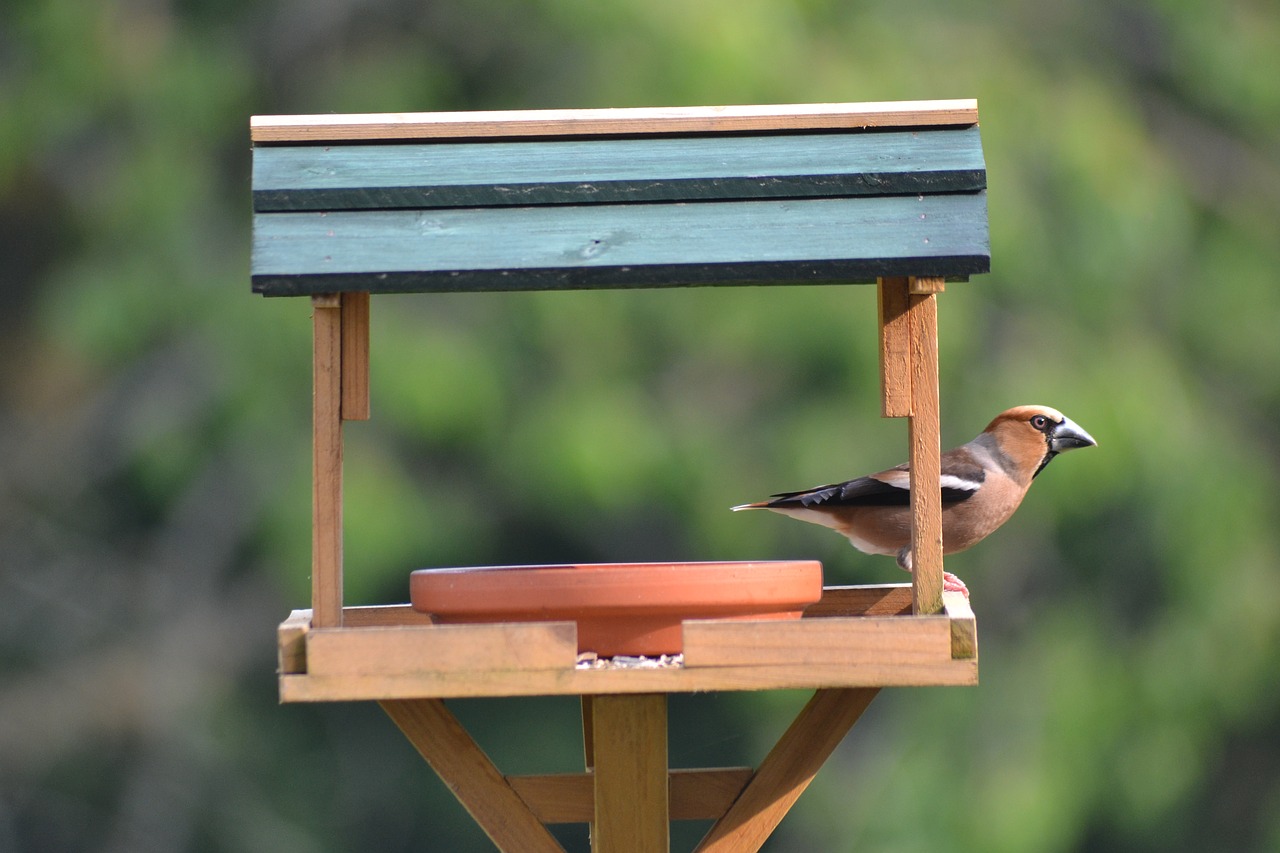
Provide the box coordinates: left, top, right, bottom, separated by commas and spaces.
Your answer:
943, 571, 970, 599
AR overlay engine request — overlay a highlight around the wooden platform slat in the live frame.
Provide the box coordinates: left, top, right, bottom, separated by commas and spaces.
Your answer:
252, 127, 985, 212
338, 603, 436, 627
252, 193, 990, 296
277, 584, 977, 701
278, 609, 311, 675
250, 100, 978, 143
683, 616, 952, 668
944, 591, 978, 659
279, 658, 976, 702
802, 582, 914, 618
306, 622, 577, 675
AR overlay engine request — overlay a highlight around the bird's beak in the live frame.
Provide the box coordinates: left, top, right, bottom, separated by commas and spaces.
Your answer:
1049, 416, 1097, 453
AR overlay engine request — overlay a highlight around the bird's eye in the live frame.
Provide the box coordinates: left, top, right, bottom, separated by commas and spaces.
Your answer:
1030, 414, 1050, 431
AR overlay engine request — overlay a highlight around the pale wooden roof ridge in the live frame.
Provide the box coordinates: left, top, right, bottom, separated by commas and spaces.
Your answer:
251, 99, 979, 143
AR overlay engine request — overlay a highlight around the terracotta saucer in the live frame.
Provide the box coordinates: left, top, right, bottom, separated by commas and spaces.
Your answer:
409, 560, 823, 657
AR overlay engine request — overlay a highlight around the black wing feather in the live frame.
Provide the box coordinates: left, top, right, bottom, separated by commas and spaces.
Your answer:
766, 475, 911, 508
764, 462, 983, 509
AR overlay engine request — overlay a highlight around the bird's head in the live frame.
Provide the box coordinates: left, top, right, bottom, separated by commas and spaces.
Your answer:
985, 405, 1097, 480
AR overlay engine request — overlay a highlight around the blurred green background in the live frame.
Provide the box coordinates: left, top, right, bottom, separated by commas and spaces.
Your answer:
3, 0, 1279, 850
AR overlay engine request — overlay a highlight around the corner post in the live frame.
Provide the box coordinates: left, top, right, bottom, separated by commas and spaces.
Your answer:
907, 276, 945, 614
877, 277, 946, 615
311, 292, 372, 629
312, 294, 344, 627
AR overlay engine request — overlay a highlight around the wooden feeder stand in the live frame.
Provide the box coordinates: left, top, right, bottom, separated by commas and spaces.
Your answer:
252, 99, 989, 852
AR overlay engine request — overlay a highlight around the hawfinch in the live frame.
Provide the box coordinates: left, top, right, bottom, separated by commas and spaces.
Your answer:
733, 405, 1097, 595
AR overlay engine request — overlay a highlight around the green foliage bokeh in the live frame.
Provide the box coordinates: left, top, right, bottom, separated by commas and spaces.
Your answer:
2, 0, 1279, 850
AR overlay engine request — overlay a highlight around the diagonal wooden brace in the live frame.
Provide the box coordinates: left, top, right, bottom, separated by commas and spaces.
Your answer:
380, 699, 566, 853
694, 687, 880, 852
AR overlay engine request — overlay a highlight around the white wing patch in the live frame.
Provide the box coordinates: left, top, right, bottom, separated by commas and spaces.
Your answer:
875, 471, 980, 493
940, 473, 981, 492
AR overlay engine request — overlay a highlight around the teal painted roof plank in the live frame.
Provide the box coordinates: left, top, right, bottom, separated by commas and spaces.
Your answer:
252, 193, 989, 295
253, 127, 985, 211
250, 120, 990, 295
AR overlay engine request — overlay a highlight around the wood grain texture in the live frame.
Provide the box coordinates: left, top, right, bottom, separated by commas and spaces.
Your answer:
306, 622, 577, 676
276, 585, 978, 700
276, 586, 977, 700
944, 591, 978, 660
909, 275, 947, 294
340, 291, 370, 421
380, 699, 565, 853
339, 604, 435, 627
683, 617, 952, 667
581, 695, 596, 770
507, 768, 753, 824
908, 292, 944, 615
877, 276, 912, 418
252, 193, 991, 295
278, 610, 311, 675
252, 127, 985, 211
668, 768, 754, 823
279, 657, 976, 702
802, 583, 914, 617
592, 694, 669, 852
694, 688, 879, 852
250, 100, 979, 143
311, 298, 344, 627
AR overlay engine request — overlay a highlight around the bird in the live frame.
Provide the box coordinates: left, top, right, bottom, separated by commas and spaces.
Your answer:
732, 405, 1097, 596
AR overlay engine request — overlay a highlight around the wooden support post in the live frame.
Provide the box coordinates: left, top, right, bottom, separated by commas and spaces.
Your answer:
312, 295, 344, 627
590, 694, 669, 853
877, 277, 912, 418
694, 688, 879, 852
582, 696, 596, 769
340, 291, 371, 421
380, 699, 565, 853
878, 276, 946, 615
907, 278, 944, 615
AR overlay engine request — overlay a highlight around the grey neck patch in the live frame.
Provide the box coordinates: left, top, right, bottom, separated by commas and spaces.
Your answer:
970, 431, 1032, 482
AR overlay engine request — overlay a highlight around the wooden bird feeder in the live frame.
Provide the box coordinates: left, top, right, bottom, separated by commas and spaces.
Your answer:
253, 99, 988, 852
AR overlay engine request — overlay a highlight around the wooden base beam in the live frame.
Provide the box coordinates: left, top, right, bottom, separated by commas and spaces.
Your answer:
508, 767, 753, 824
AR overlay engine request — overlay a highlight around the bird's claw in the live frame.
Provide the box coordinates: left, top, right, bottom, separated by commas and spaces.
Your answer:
943, 571, 970, 599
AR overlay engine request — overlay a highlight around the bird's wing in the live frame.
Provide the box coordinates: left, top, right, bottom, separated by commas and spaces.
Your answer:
755, 453, 985, 510
762, 474, 912, 507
